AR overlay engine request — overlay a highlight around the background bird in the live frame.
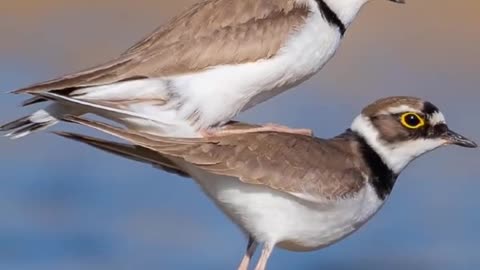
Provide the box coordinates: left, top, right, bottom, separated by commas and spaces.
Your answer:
54, 96, 476, 270
1, 0, 403, 139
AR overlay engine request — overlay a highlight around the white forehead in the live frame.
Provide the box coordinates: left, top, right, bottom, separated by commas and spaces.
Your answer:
428, 111, 447, 125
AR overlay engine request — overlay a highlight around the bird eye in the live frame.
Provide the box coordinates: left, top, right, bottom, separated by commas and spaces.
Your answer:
400, 113, 425, 129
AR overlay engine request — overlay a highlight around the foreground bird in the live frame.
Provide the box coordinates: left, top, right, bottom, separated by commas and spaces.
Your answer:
55, 96, 476, 270
1, 0, 403, 139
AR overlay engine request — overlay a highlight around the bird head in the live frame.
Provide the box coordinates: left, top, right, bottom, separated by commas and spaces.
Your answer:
351, 96, 477, 174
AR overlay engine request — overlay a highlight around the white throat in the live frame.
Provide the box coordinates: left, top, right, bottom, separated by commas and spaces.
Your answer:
351, 115, 445, 174
322, 0, 370, 26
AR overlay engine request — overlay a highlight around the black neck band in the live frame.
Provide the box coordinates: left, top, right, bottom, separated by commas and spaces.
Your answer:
315, 0, 346, 36
349, 130, 398, 200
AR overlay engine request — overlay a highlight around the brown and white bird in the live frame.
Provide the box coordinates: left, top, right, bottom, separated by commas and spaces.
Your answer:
1, 0, 403, 139
54, 96, 476, 270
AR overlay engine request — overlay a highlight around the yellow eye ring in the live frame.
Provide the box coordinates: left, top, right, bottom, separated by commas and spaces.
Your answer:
400, 113, 425, 129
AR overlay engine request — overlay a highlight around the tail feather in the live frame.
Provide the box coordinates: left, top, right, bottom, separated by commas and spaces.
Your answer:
54, 131, 189, 178
4, 78, 197, 139
35, 92, 156, 121
5, 121, 56, 139
21, 96, 48, 107
0, 116, 30, 131
34, 92, 184, 136
1, 111, 59, 139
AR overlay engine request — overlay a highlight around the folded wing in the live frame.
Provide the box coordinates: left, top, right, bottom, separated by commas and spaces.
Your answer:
61, 116, 366, 203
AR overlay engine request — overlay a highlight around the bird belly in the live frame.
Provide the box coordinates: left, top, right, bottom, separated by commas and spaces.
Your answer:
192, 171, 384, 251
69, 11, 341, 135
169, 11, 342, 129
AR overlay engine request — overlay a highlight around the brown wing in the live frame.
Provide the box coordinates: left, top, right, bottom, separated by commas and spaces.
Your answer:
15, 0, 308, 94
63, 116, 366, 202
157, 132, 366, 201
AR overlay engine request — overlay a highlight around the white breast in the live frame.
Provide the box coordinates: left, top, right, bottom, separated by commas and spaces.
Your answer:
72, 2, 341, 137
170, 6, 342, 129
191, 168, 384, 251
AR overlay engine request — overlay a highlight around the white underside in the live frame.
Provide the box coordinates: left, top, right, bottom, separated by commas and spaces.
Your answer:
28, 1, 341, 138
189, 167, 384, 250
167, 9, 341, 130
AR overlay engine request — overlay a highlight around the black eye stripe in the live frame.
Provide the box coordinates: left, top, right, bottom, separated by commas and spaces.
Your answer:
431, 124, 448, 137
370, 111, 448, 143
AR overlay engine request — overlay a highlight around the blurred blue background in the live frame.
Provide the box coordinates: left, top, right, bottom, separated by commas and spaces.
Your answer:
0, 1, 479, 269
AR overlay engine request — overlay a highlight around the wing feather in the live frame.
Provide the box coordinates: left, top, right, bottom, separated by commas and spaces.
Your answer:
62, 117, 366, 203
14, 0, 308, 94
54, 131, 189, 177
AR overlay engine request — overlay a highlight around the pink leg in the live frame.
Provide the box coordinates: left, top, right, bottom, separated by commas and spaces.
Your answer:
202, 123, 313, 137
237, 237, 258, 270
254, 243, 274, 270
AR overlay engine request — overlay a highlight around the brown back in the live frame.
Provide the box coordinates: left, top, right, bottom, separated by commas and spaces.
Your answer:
16, 0, 309, 94
62, 117, 370, 202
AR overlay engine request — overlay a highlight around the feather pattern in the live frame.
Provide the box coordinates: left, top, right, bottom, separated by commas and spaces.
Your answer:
61, 116, 375, 202
14, 0, 308, 94
55, 115, 390, 254
3, 0, 370, 140
54, 131, 189, 177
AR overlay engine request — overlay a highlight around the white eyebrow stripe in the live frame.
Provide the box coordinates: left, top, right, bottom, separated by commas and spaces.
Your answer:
378, 105, 422, 115
429, 111, 446, 125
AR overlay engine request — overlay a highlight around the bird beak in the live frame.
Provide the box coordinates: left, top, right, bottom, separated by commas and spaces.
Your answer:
443, 129, 478, 148
389, 0, 406, 3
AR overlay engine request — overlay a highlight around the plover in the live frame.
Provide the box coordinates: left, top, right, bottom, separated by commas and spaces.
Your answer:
1, 0, 403, 139
55, 96, 476, 270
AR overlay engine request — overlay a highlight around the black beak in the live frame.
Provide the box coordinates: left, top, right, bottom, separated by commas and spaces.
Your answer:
389, 0, 406, 3
443, 129, 478, 148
